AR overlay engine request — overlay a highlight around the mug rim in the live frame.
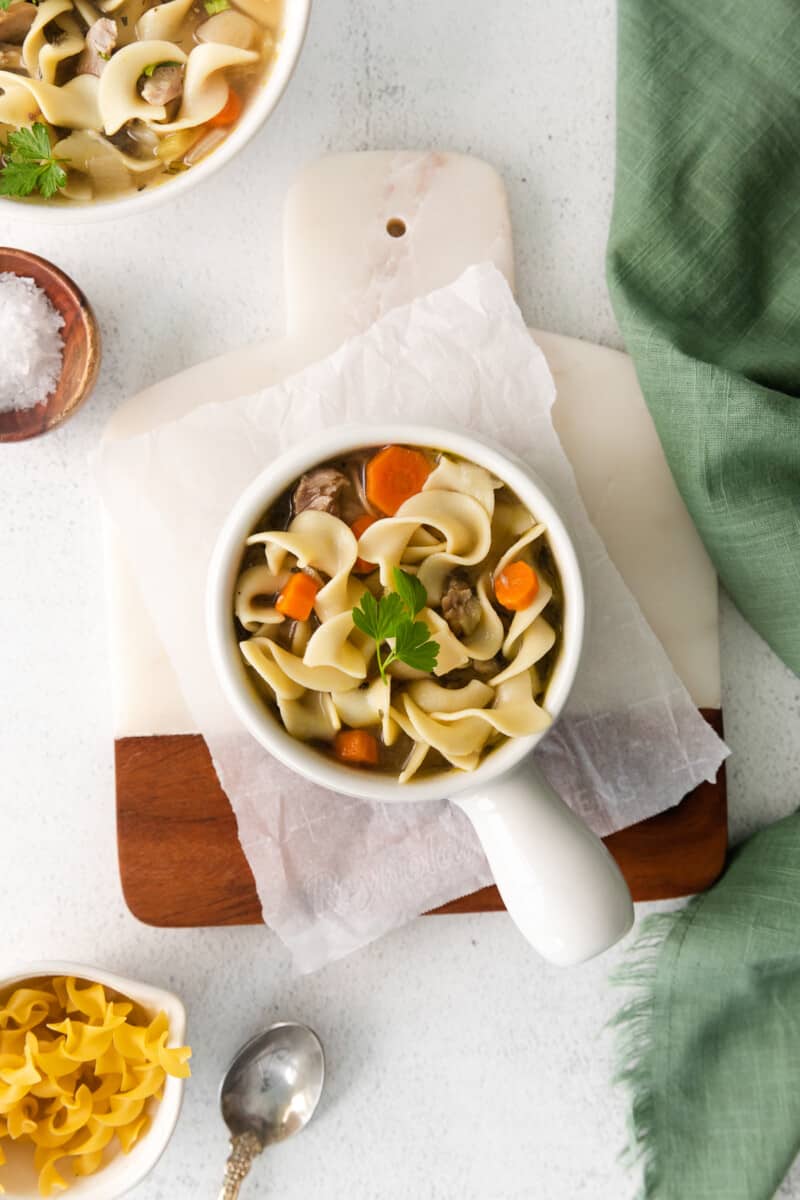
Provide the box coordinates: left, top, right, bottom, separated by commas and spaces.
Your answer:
206, 423, 585, 804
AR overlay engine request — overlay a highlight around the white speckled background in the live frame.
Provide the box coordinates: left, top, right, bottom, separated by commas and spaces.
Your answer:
2, 2, 799, 1196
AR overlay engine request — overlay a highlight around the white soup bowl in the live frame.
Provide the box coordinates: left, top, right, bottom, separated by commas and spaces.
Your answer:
207, 424, 634, 965
0, 0, 311, 224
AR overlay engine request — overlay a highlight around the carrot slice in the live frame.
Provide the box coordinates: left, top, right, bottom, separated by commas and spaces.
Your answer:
208, 87, 243, 128
365, 445, 432, 516
494, 560, 539, 611
351, 514, 378, 574
334, 729, 379, 766
275, 572, 321, 621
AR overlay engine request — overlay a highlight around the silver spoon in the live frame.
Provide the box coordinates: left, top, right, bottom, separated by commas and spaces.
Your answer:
218, 1022, 325, 1199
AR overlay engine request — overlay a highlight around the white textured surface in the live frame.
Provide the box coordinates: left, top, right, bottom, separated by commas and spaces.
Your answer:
1, 2, 799, 1198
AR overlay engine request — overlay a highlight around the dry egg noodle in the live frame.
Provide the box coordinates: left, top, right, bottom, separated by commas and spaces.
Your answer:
0, 0, 284, 203
0, 976, 191, 1196
234, 445, 564, 782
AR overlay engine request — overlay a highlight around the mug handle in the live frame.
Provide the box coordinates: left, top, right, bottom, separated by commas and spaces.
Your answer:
453, 759, 634, 965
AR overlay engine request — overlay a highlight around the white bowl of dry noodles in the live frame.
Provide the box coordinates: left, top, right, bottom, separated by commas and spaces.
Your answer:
0, 0, 310, 221
207, 423, 635, 966
0, 961, 188, 1198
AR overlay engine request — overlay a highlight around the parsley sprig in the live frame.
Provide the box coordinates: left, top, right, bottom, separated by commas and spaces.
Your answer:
0, 124, 68, 200
352, 568, 439, 684
204, 0, 229, 13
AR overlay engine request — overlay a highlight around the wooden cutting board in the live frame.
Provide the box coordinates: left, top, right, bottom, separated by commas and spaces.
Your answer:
105, 151, 727, 927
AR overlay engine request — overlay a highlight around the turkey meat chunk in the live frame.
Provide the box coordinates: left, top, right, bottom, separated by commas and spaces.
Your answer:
292, 467, 349, 516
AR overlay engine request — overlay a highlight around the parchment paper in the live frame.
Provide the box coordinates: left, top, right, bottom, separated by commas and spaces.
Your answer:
96, 265, 728, 971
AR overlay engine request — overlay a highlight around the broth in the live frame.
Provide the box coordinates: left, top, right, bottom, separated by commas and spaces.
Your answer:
234, 444, 564, 782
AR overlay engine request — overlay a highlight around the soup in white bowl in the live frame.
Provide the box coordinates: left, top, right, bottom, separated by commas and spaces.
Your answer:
0, 0, 308, 212
234, 442, 565, 783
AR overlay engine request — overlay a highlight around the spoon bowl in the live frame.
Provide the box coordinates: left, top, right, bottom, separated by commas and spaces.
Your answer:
221, 1022, 325, 1143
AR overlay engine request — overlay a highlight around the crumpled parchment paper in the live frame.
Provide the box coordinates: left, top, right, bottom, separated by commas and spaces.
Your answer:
96, 264, 728, 971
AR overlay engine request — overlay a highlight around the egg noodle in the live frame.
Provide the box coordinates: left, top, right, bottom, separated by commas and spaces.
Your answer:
0, 976, 191, 1196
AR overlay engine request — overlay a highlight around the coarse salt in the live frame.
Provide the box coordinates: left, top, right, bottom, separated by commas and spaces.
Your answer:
0, 272, 65, 413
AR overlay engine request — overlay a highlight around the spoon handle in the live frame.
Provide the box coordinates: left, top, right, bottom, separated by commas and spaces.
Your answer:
218, 1131, 263, 1199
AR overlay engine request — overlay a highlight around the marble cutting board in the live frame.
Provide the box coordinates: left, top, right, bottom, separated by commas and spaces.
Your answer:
104, 151, 726, 926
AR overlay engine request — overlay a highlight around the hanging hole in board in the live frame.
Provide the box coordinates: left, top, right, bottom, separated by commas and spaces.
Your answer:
386, 218, 407, 238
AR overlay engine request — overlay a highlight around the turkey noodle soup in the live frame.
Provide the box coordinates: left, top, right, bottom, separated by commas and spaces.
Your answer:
0, 0, 283, 204
234, 444, 564, 783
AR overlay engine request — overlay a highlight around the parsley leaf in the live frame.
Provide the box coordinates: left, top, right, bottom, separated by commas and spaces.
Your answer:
392, 566, 427, 619
0, 0, 11, 10
353, 590, 405, 646
9, 122, 51, 161
351, 569, 439, 683
37, 158, 67, 199
352, 590, 380, 641
394, 620, 439, 673
0, 123, 68, 200
204, 0, 229, 13
0, 159, 42, 196
375, 592, 406, 641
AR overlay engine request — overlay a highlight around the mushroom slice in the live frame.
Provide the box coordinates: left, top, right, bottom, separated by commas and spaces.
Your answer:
0, 2, 37, 45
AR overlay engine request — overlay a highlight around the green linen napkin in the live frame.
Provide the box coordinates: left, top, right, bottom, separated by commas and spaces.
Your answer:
607, 0, 800, 675
612, 812, 800, 1200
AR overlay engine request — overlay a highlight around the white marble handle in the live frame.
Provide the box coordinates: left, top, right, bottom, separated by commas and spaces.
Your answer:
454, 760, 634, 965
